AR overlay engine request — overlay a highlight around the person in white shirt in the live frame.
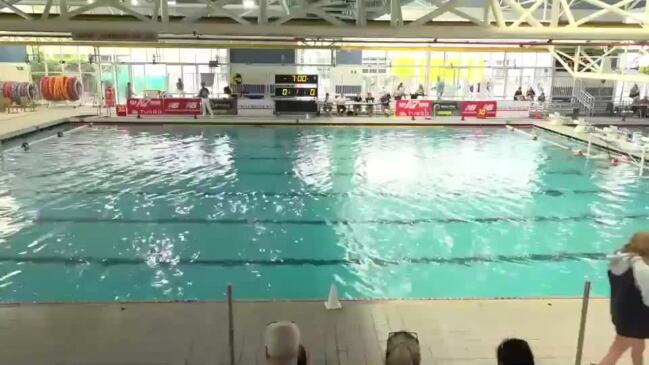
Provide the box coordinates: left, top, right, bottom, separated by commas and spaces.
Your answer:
335, 95, 347, 116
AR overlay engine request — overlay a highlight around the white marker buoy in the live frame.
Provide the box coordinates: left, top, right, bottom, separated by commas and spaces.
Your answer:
325, 283, 342, 310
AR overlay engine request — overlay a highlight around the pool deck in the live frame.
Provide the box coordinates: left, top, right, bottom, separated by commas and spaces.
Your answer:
533, 122, 648, 161
3, 107, 649, 140
0, 105, 96, 141
0, 297, 629, 365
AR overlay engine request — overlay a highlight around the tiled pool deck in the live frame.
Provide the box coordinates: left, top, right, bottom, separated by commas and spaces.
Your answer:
0, 298, 630, 365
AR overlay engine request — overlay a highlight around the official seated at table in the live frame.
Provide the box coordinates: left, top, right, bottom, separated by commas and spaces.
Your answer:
335, 95, 347, 116
322, 93, 333, 116
352, 93, 363, 116
380, 93, 392, 116
366, 92, 375, 117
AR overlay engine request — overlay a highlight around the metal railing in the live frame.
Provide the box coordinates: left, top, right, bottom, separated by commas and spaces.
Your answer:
574, 88, 595, 116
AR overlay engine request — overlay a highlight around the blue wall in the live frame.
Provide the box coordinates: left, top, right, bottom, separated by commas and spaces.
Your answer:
335, 50, 362, 65
0, 46, 27, 63
230, 48, 295, 64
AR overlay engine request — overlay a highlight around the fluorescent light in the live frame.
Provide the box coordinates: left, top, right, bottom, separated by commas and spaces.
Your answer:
131, 0, 138, 5
243, 0, 255, 8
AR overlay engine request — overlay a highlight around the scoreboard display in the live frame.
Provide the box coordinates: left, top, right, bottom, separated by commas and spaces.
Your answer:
274, 87, 318, 97
275, 74, 318, 84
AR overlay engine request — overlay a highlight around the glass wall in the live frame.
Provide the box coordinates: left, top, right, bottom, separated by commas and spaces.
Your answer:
297, 48, 553, 100
97, 47, 229, 103
27, 46, 554, 103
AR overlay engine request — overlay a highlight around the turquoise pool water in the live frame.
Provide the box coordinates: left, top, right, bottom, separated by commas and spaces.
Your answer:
0, 125, 647, 302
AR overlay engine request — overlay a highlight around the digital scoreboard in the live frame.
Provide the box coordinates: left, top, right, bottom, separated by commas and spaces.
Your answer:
275, 74, 318, 84
274, 87, 318, 97
273, 74, 318, 115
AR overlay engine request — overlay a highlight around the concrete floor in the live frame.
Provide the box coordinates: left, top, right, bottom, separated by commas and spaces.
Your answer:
0, 298, 629, 365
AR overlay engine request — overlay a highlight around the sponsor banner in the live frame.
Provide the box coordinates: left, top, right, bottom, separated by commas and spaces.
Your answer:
395, 100, 433, 117
126, 98, 201, 116
433, 101, 460, 116
116, 105, 127, 116
210, 98, 237, 115
497, 100, 532, 111
237, 98, 274, 116
127, 98, 163, 115
104, 86, 116, 107
162, 98, 201, 115
460, 100, 497, 118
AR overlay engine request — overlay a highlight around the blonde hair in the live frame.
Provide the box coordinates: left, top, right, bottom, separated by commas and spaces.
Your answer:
622, 232, 649, 258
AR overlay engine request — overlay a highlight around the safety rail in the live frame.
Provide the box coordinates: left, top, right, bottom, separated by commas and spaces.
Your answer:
574, 88, 595, 116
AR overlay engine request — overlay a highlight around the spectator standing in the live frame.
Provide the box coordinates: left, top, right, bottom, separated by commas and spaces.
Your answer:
630, 84, 641, 103
198, 82, 213, 117
126, 82, 134, 100
395, 83, 405, 100
598, 232, 649, 365
435, 77, 445, 100
176, 78, 184, 97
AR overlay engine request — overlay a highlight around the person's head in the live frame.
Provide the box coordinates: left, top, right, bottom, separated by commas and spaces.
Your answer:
622, 232, 649, 258
265, 322, 301, 365
178, 78, 182, 82
326, 92, 329, 97
127, 82, 131, 86
201, 82, 206, 87
497, 338, 534, 365
517, 86, 522, 90
386, 332, 421, 365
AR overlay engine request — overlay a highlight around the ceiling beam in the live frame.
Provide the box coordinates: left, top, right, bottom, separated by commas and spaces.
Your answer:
2, 18, 649, 40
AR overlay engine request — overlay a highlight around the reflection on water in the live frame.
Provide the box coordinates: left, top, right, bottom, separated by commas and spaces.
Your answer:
0, 125, 647, 302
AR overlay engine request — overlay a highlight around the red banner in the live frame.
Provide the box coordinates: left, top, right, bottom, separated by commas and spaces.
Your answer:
127, 98, 163, 115
104, 86, 116, 107
126, 98, 202, 116
116, 105, 127, 116
460, 101, 497, 118
396, 100, 433, 117
162, 98, 201, 115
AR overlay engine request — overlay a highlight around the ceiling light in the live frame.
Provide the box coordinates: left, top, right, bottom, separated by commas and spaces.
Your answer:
243, 0, 255, 8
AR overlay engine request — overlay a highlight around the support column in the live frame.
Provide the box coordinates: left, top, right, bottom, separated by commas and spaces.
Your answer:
259, 0, 268, 24
357, 0, 366, 26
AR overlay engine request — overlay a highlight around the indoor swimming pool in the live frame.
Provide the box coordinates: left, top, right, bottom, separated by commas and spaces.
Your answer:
0, 125, 647, 302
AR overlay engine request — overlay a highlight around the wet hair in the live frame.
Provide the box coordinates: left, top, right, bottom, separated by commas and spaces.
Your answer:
497, 338, 534, 365
622, 232, 649, 258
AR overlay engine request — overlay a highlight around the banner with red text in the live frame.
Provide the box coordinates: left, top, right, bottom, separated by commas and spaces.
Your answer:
127, 98, 163, 115
460, 100, 497, 118
162, 98, 202, 115
127, 98, 202, 116
396, 100, 433, 117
